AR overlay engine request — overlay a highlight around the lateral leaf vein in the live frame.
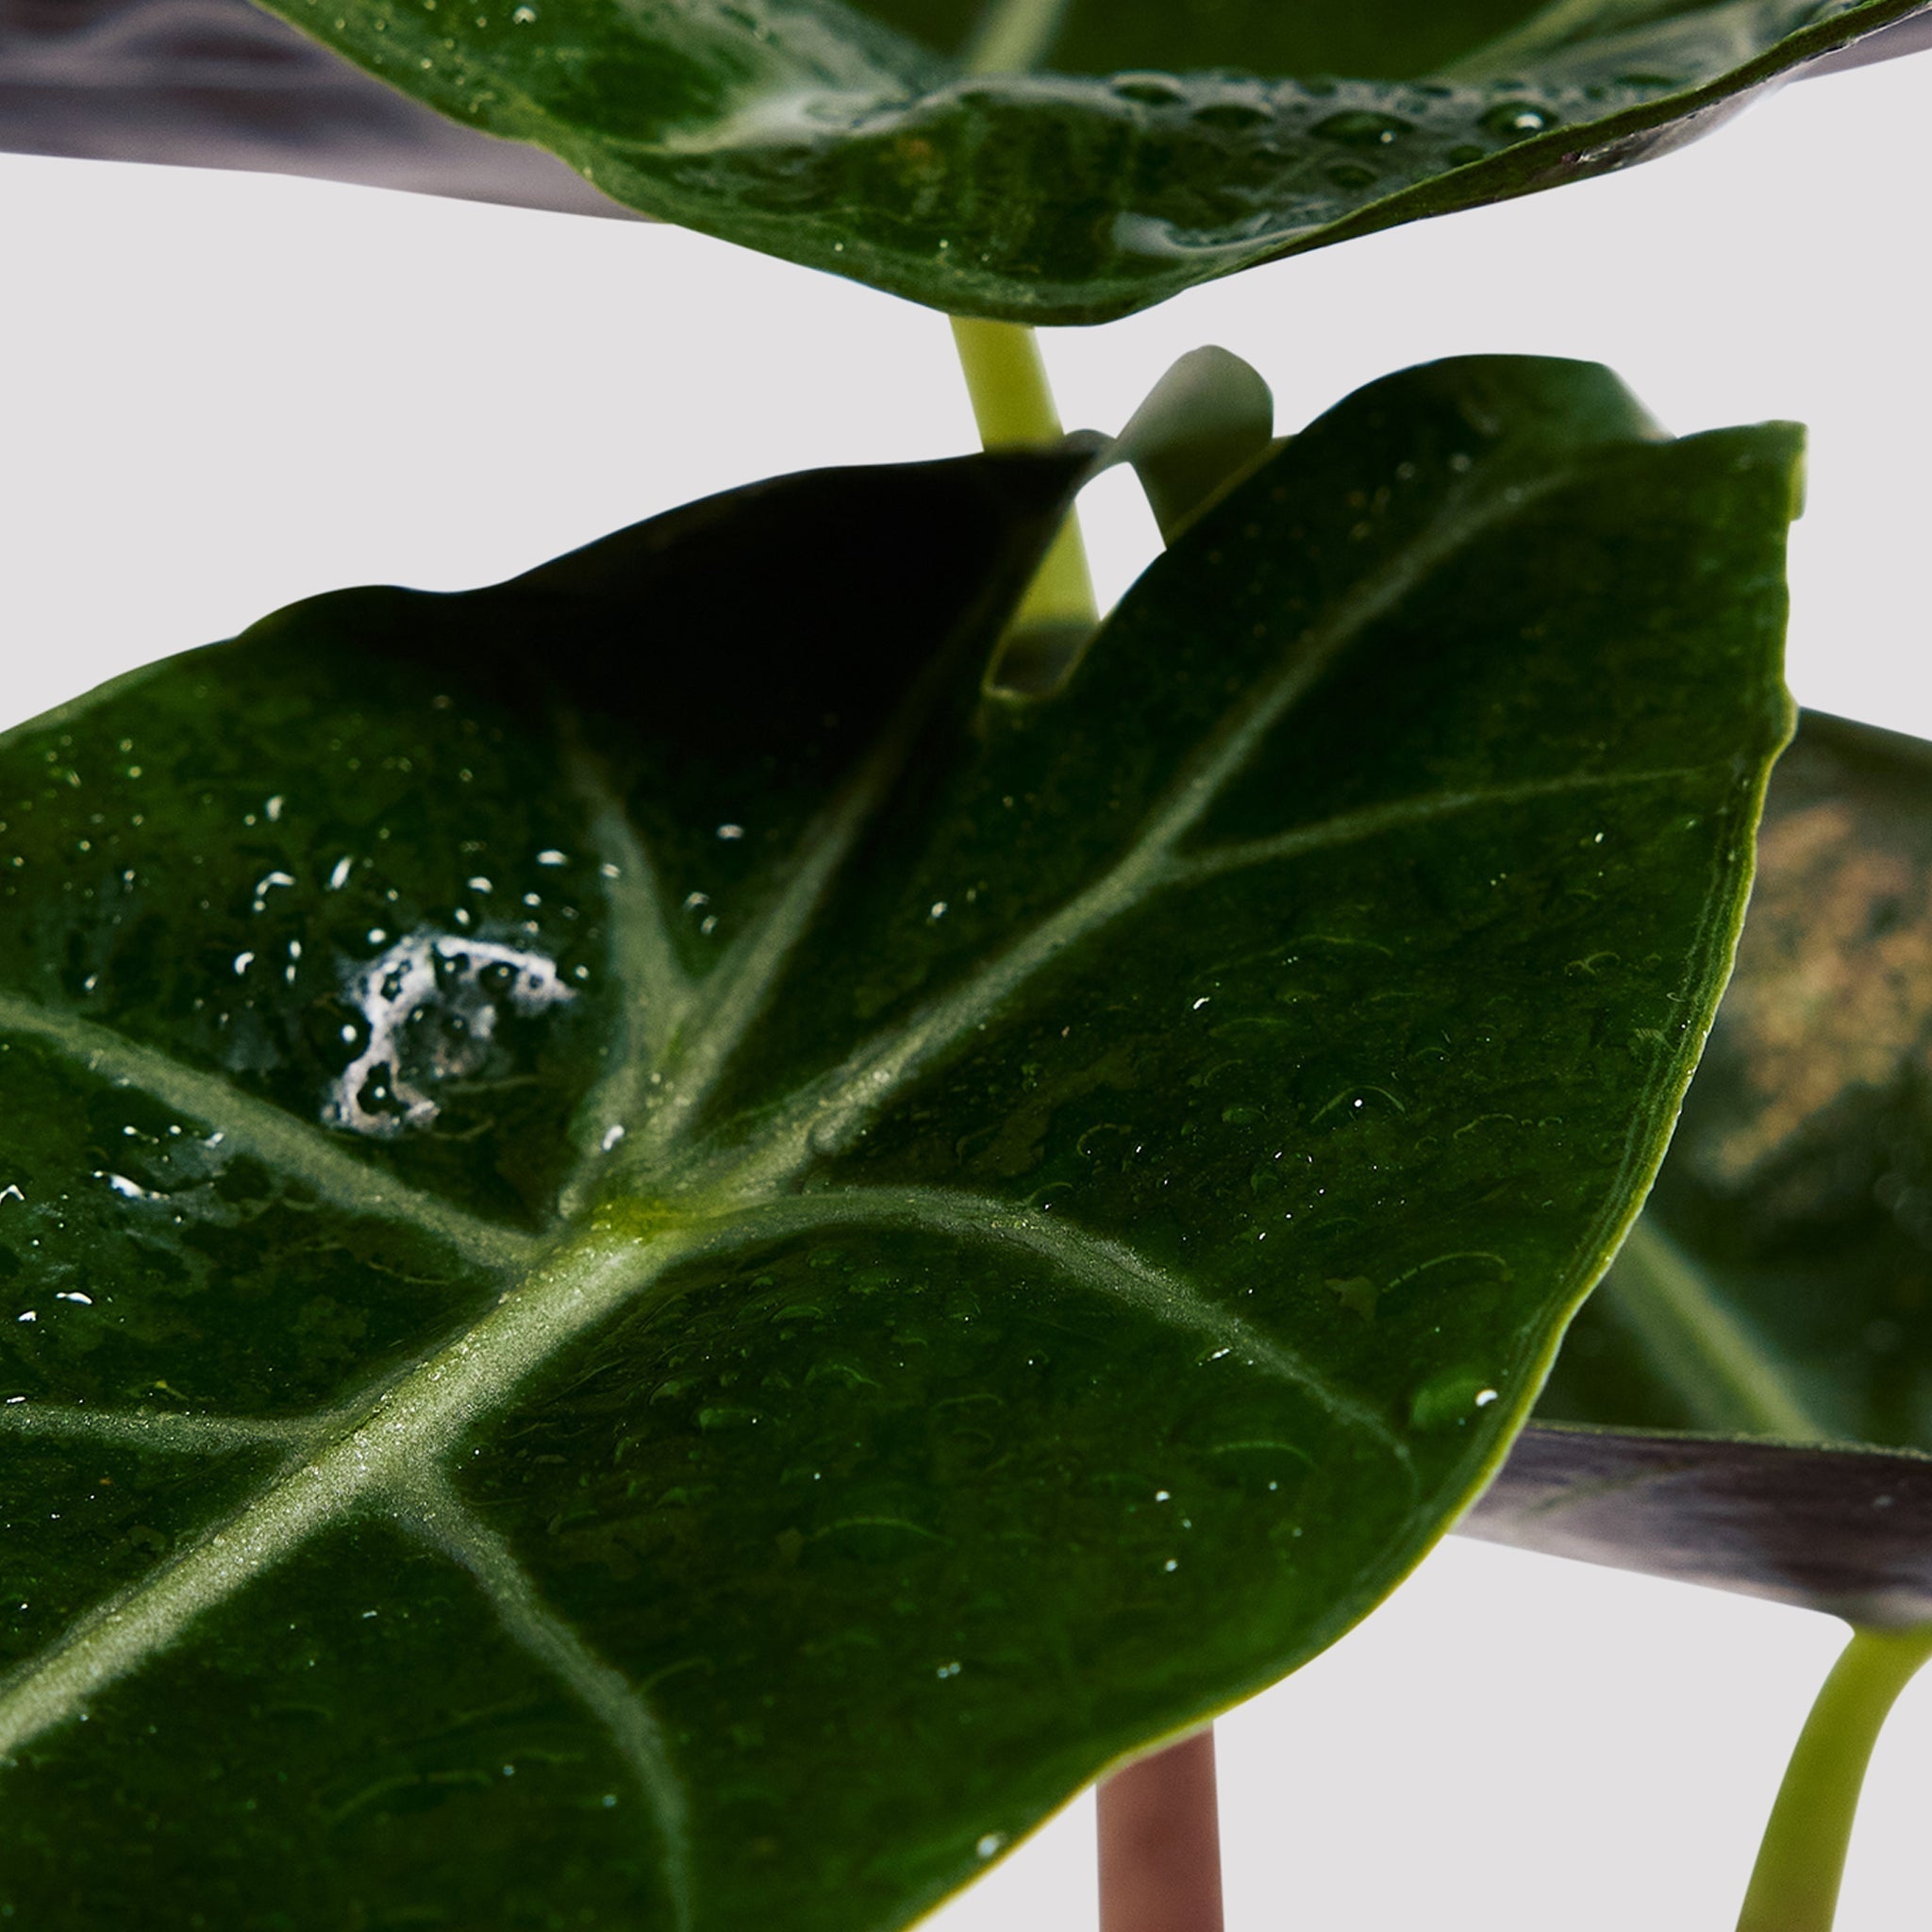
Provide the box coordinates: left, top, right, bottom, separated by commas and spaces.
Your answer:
0, 991, 539, 1272
704, 1186, 1410, 1471
393, 1473, 696, 1932
728, 464, 1583, 1180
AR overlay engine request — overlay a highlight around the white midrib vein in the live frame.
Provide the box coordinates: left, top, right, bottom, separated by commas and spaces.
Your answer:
0, 451, 1673, 1907
0, 1172, 1408, 1804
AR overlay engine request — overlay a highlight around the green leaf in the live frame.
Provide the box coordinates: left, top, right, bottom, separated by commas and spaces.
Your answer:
0, 357, 1793, 1928
1474, 712, 1932, 1623
227, 0, 1931, 321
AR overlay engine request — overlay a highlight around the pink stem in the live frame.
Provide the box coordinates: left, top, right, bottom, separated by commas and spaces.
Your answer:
1096, 1725, 1225, 1932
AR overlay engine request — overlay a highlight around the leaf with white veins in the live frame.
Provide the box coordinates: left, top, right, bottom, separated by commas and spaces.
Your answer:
0, 358, 1794, 1930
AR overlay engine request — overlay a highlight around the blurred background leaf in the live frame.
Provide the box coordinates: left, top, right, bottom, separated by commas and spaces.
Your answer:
1474, 713, 1932, 1627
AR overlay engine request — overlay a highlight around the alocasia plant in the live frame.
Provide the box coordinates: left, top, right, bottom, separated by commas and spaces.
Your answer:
0, 1, 1927, 1927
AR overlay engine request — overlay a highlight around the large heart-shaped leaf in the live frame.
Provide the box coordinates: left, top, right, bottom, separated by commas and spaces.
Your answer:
165, 0, 1927, 321
1468, 712, 1932, 1625
0, 357, 1793, 1929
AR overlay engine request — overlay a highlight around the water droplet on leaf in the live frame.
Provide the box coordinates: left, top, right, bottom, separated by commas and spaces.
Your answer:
1479, 101, 1558, 140
1409, 1368, 1496, 1428
1314, 109, 1412, 147
1111, 73, 1186, 107
1192, 100, 1270, 130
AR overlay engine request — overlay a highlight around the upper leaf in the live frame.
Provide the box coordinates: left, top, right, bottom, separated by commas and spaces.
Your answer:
205, 0, 1931, 321
7, 0, 1928, 263
0, 358, 1794, 1930
1471, 713, 1932, 1626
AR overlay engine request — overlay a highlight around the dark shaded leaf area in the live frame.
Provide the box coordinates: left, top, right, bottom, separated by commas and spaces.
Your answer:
5, 0, 1927, 319
1474, 716, 1932, 1624
0, 358, 1794, 1930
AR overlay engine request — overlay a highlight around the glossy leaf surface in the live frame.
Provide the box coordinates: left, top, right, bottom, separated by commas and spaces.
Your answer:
216, 0, 1932, 320
6, 0, 1929, 248
0, 358, 1795, 1929
1472, 715, 1932, 1624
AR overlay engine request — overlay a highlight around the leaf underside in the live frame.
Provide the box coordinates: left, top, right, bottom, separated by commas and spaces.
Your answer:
1473, 714, 1932, 1626
4, 0, 1928, 264
205, 0, 1932, 322
0, 358, 1795, 1930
